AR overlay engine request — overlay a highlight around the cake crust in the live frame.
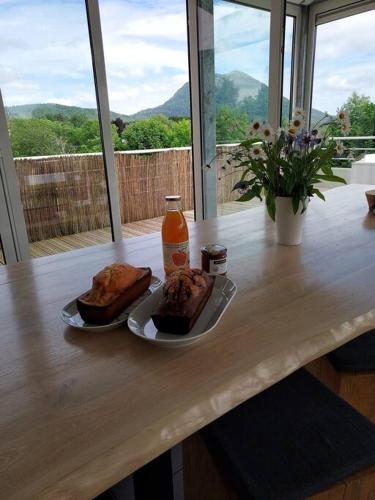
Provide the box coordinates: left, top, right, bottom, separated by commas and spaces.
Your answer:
152, 269, 214, 335
77, 265, 152, 325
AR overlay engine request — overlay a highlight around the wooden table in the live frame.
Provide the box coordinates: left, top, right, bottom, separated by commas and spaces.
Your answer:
0, 184, 374, 500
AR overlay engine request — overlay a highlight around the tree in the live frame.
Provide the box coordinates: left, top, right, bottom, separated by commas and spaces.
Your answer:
67, 120, 121, 153
9, 118, 69, 156
123, 115, 174, 150
111, 117, 126, 137
9, 113, 194, 157
170, 119, 191, 147
240, 84, 268, 122
323, 93, 375, 153
216, 76, 239, 109
216, 105, 248, 143
70, 113, 88, 128
343, 93, 375, 148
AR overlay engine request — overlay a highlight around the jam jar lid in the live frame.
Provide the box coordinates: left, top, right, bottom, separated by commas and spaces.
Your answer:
201, 244, 227, 256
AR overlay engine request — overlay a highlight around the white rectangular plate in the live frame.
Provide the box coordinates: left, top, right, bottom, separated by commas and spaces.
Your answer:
61, 276, 162, 332
127, 275, 237, 347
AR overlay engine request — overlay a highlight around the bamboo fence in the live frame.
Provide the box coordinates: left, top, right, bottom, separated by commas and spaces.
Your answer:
15, 146, 241, 242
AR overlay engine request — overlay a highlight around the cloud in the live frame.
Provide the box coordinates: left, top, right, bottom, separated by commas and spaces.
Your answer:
0, 0, 189, 114
214, 1, 270, 84
0, 0, 372, 118
99, 0, 189, 113
312, 10, 375, 113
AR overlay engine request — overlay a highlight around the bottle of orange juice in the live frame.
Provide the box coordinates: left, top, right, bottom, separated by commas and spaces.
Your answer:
162, 195, 190, 275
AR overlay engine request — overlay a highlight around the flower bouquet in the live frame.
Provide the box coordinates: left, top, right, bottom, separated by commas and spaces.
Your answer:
227, 108, 350, 244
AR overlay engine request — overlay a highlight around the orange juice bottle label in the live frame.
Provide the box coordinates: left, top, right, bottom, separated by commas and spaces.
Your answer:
162, 241, 190, 271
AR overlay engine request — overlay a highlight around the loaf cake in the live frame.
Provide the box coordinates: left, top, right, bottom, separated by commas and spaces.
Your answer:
151, 268, 214, 335
77, 263, 152, 325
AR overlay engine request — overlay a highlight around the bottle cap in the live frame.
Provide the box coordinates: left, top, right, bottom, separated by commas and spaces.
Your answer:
165, 195, 181, 201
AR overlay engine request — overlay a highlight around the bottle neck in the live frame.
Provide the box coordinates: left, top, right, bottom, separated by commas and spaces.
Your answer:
166, 200, 181, 212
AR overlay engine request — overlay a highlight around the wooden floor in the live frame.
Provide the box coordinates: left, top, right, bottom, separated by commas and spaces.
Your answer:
0, 201, 260, 264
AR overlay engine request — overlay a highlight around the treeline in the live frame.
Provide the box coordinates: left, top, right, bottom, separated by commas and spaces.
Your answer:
7, 92, 375, 157
8, 113, 191, 157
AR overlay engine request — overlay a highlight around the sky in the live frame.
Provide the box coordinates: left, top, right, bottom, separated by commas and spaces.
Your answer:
0, 0, 374, 115
313, 11, 375, 113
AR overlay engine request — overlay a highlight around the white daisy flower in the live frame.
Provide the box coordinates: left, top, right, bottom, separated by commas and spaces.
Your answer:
250, 145, 264, 160
248, 119, 262, 136
337, 109, 349, 123
290, 117, 304, 130
292, 108, 306, 119
341, 119, 351, 136
335, 142, 344, 155
260, 124, 274, 142
287, 126, 297, 137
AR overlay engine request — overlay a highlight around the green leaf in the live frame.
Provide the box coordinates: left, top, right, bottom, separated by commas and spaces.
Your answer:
236, 191, 256, 202
292, 196, 300, 215
312, 188, 325, 201
266, 192, 276, 221
232, 180, 250, 192
315, 174, 347, 184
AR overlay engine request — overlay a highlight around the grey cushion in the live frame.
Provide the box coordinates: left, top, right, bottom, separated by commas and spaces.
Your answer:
201, 369, 375, 500
329, 329, 375, 372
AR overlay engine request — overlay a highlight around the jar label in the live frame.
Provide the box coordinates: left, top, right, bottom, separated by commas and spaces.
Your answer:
209, 257, 227, 275
163, 241, 190, 270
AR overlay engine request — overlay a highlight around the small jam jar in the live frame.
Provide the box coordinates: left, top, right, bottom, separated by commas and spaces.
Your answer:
201, 244, 227, 276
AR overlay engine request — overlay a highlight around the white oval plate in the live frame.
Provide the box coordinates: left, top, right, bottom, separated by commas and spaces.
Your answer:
127, 275, 237, 347
61, 276, 163, 332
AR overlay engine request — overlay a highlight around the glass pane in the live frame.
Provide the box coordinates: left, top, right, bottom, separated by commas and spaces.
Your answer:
312, 9, 375, 189
282, 15, 295, 124
99, 0, 193, 237
212, 4, 295, 217
215, 1, 270, 143
0, 0, 112, 259
0, 237, 4, 266
212, 0, 271, 216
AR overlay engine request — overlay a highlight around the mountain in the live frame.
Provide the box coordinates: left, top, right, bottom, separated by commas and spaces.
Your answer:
128, 71, 324, 123
129, 83, 190, 121
6, 102, 129, 121
6, 71, 324, 124
217, 70, 263, 101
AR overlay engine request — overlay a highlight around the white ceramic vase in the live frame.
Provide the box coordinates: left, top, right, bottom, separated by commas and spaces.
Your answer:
275, 197, 308, 246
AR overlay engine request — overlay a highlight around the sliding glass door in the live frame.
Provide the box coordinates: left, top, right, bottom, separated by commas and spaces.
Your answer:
0, 0, 112, 259
0, 0, 298, 264
195, 0, 295, 218
98, 0, 194, 237
309, 4, 375, 190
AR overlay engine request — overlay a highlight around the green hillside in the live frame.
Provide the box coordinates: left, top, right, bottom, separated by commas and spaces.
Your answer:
6, 102, 129, 121
6, 71, 324, 124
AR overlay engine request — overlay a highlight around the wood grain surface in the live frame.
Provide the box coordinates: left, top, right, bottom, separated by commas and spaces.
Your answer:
0, 184, 374, 500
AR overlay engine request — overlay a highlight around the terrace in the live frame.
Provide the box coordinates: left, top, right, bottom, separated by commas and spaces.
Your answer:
0, 141, 372, 265
0, 145, 265, 264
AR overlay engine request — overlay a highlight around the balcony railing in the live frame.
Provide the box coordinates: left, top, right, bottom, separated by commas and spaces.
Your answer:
15, 145, 242, 243
14, 142, 375, 245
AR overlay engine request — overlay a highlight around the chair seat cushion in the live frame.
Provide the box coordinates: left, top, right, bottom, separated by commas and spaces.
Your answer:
329, 329, 375, 372
201, 369, 375, 500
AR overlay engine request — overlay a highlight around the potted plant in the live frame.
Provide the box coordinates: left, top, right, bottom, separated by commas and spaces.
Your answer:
226, 109, 350, 245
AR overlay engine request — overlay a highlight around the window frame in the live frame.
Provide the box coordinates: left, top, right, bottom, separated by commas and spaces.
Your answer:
189, 0, 300, 219
0, 0, 304, 261
0, 90, 30, 263
304, 0, 375, 126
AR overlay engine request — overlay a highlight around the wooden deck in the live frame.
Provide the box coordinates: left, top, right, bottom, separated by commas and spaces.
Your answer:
0, 201, 260, 264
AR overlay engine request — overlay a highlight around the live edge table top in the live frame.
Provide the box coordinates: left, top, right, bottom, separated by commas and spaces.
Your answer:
0, 184, 374, 500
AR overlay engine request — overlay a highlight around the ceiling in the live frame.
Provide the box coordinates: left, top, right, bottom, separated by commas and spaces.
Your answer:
288, 0, 326, 5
